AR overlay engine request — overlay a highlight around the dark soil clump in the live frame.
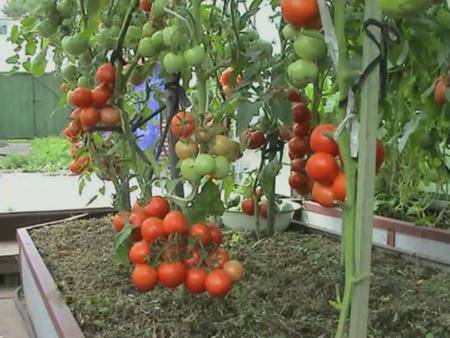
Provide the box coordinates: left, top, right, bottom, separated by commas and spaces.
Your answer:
31, 216, 450, 338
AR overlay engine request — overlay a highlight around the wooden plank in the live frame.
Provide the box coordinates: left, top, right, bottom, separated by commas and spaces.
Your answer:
349, 1, 381, 337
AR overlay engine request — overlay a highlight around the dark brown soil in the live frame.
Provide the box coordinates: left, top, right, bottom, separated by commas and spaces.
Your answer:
31, 216, 450, 338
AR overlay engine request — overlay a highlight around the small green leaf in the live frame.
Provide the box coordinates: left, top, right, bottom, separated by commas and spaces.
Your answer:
236, 100, 261, 135
114, 222, 132, 265
87, 195, 98, 205
259, 159, 282, 197
5, 55, 20, 64
189, 180, 225, 222
270, 94, 293, 126
9, 25, 20, 43
31, 48, 48, 77
99, 186, 106, 195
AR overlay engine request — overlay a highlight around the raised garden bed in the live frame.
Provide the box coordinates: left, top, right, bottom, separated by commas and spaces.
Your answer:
301, 201, 450, 267
19, 216, 450, 337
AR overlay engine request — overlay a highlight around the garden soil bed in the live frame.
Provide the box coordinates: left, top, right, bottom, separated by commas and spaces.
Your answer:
30, 217, 450, 338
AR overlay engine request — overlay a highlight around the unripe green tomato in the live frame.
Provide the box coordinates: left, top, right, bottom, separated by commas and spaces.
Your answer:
181, 158, 202, 181
212, 156, 230, 179
62, 34, 88, 56
138, 37, 158, 57
142, 22, 156, 37
79, 52, 93, 65
97, 27, 118, 50
163, 52, 185, 74
183, 45, 206, 66
378, 0, 431, 17
162, 26, 182, 48
77, 76, 91, 88
239, 27, 259, 44
293, 30, 326, 61
194, 154, 216, 176
282, 24, 298, 41
151, 30, 164, 50
56, 0, 74, 18
124, 25, 142, 48
61, 64, 79, 83
151, 0, 167, 18
132, 12, 147, 26
287, 59, 318, 87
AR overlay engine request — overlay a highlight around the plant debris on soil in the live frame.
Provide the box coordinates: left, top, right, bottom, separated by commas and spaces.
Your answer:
31, 216, 450, 338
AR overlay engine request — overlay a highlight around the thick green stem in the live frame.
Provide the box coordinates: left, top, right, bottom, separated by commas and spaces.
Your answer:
192, 0, 207, 116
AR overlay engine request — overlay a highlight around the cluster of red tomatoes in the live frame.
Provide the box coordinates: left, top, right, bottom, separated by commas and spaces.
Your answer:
304, 124, 386, 207
240, 187, 270, 217
287, 90, 313, 196
173, 111, 242, 182
112, 196, 244, 297
219, 67, 242, 97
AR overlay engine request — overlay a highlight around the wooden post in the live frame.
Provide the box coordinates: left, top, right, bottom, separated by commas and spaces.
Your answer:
349, 1, 381, 337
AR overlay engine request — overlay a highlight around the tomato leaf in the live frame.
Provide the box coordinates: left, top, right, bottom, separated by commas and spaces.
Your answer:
398, 111, 424, 153
114, 222, 132, 265
236, 99, 261, 134
188, 180, 225, 222
86, 195, 98, 206
30, 48, 48, 77
9, 25, 20, 43
270, 94, 292, 126
5, 55, 20, 64
259, 159, 282, 197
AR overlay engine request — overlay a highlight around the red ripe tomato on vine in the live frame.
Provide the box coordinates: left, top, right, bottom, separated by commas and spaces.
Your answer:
171, 111, 195, 138
281, 0, 320, 28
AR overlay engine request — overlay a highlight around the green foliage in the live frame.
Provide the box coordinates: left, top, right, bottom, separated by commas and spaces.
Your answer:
2, 0, 34, 18
0, 137, 71, 172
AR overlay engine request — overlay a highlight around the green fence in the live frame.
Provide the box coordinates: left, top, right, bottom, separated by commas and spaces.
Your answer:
0, 72, 70, 139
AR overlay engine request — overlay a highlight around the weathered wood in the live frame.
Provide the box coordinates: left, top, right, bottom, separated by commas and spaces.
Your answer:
349, 1, 381, 337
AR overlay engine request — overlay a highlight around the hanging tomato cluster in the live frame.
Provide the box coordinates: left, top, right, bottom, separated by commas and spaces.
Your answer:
305, 124, 386, 207
287, 89, 313, 196
281, 0, 325, 88
112, 196, 244, 297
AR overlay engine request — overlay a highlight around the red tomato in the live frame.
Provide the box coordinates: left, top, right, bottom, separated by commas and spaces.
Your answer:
223, 260, 245, 282
208, 225, 222, 246
132, 263, 158, 292
130, 227, 143, 242
69, 87, 92, 108
183, 247, 200, 267
205, 269, 232, 298
259, 202, 268, 218
141, 217, 164, 242
219, 67, 234, 87
100, 106, 121, 127
312, 182, 335, 207
92, 84, 113, 108
288, 171, 309, 191
293, 123, 310, 138
132, 201, 145, 213
163, 210, 188, 235
158, 261, 187, 288
310, 124, 338, 156
144, 196, 170, 218
139, 0, 152, 12
291, 158, 306, 172
278, 125, 292, 141
281, 0, 319, 28
292, 102, 311, 123
376, 139, 386, 171
96, 63, 116, 84
185, 267, 207, 294
70, 108, 81, 119
247, 131, 266, 149
306, 152, 339, 185
296, 179, 312, 197
129, 240, 151, 264
112, 212, 129, 232
190, 223, 211, 245
288, 137, 310, 158
129, 212, 147, 227
332, 172, 346, 202
286, 88, 302, 102
80, 107, 100, 129
171, 111, 195, 138
212, 247, 229, 268
434, 75, 448, 106
241, 198, 255, 215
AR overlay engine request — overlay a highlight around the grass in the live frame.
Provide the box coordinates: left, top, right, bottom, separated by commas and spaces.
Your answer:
31, 216, 450, 338
0, 136, 71, 172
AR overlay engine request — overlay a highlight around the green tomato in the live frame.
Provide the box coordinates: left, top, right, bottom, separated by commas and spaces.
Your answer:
194, 154, 216, 176
62, 34, 88, 56
181, 158, 202, 181
56, 0, 74, 18
212, 156, 230, 179
36, 20, 58, 38
163, 52, 185, 74
151, 30, 164, 50
61, 64, 79, 83
77, 76, 91, 88
151, 0, 167, 18
282, 24, 298, 41
378, 0, 431, 17
132, 12, 147, 26
162, 26, 182, 48
142, 22, 156, 37
183, 45, 206, 66
79, 52, 93, 65
97, 27, 118, 50
293, 30, 326, 61
287, 59, 318, 87
85, 0, 102, 16
239, 27, 259, 44
124, 25, 142, 48
138, 37, 158, 57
